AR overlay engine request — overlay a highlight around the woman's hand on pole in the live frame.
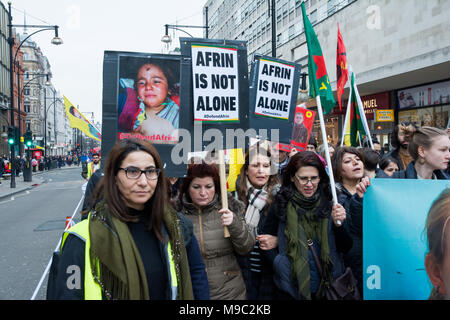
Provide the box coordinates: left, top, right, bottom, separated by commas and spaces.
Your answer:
219, 208, 234, 226
332, 203, 346, 227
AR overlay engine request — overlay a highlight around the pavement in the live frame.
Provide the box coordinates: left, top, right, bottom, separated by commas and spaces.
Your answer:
0, 165, 80, 201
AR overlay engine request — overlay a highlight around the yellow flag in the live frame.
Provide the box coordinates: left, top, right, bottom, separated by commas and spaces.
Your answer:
226, 148, 244, 192
344, 111, 351, 146
64, 96, 101, 141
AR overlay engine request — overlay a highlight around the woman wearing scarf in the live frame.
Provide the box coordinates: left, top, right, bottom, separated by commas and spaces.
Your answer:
261, 151, 352, 300
177, 162, 255, 300
50, 139, 209, 300
235, 144, 280, 299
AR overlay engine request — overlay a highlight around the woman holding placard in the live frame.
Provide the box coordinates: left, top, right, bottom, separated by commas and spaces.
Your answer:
235, 144, 280, 299
177, 162, 255, 300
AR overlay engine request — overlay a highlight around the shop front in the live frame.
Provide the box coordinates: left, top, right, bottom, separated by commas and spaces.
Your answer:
308, 91, 394, 147
396, 79, 450, 130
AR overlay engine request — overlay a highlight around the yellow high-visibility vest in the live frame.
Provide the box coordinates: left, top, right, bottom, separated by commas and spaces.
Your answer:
86, 162, 94, 180
61, 217, 178, 300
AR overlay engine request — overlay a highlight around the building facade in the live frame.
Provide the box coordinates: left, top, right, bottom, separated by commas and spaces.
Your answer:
204, 0, 450, 146
20, 32, 73, 157
0, 1, 10, 157
0, 1, 25, 158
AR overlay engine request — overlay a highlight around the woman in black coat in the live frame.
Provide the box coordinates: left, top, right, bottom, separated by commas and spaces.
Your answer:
332, 146, 371, 297
261, 151, 352, 300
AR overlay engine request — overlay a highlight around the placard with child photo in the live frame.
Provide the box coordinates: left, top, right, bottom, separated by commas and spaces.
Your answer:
117, 55, 181, 144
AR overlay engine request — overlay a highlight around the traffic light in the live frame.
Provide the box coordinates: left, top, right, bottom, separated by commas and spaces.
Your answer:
24, 130, 33, 148
7, 127, 16, 145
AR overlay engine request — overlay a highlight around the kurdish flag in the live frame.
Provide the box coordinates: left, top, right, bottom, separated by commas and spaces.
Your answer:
301, 2, 336, 114
64, 96, 101, 141
349, 72, 367, 147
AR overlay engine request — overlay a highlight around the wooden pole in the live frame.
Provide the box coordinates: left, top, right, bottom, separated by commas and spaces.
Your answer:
218, 150, 231, 238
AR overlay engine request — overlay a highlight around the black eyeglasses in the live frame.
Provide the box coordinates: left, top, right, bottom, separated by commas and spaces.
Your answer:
119, 166, 160, 180
294, 175, 320, 185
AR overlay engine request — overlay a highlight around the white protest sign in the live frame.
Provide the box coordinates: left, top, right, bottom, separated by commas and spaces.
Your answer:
191, 44, 239, 122
254, 58, 295, 120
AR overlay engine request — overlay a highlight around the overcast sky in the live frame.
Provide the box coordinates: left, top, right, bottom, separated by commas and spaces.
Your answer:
8, 0, 207, 123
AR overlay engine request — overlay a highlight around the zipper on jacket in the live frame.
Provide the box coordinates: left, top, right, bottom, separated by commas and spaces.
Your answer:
198, 208, 206, 261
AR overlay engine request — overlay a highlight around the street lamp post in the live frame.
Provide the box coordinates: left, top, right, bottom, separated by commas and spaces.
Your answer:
161, 24, 209, 45
20, 73, 50, 181
7, 1, 62, 188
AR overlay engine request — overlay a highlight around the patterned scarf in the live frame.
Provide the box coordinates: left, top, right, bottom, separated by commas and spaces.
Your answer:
285, 190, 332, 300
245, 178, 269, 236
89, 200, 193, 300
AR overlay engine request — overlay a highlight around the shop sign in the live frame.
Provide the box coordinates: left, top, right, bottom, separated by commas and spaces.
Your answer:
333, 92, 390, 120
376, 109, 394, 122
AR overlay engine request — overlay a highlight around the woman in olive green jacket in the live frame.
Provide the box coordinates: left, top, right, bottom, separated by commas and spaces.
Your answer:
177, 162, 255, 300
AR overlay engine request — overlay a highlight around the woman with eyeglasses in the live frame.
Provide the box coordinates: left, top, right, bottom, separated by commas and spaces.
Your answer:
177, 161, 255, 300
331, 146, 371, 297
261, 151, 352, 300
49, 139, 209, 300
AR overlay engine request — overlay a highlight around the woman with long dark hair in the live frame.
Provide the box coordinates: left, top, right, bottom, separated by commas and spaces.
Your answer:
261, 151, 352, 300
49, 139, 208, 300
332, 146, 370, 296
235, 144, 280, 299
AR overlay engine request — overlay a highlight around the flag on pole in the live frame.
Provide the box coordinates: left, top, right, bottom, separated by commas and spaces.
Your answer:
342, 96, 352, 146
301, 2, 336, 114
301, 2, 339, 210
336, 24, 349, 111
226, 148, 244, 192
349, 72, 367, 147
64, 96, 102, 142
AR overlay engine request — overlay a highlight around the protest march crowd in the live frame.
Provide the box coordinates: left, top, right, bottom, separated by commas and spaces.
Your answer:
42, 2, 450, 302
47, 121, 450, 301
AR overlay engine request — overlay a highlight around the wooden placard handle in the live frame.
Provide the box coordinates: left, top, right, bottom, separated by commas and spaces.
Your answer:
218, 150, 231, 238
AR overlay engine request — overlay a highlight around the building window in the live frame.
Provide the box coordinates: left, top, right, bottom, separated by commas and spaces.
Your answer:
24, 104, 30, 113
310, 9, 317, 24
289, 25, 295, 40
328, 0, 336, 15
24, 88, 30, 96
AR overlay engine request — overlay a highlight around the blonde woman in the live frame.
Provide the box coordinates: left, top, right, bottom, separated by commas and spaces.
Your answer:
424, 188, 450, 300
377, 126, 450, 180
